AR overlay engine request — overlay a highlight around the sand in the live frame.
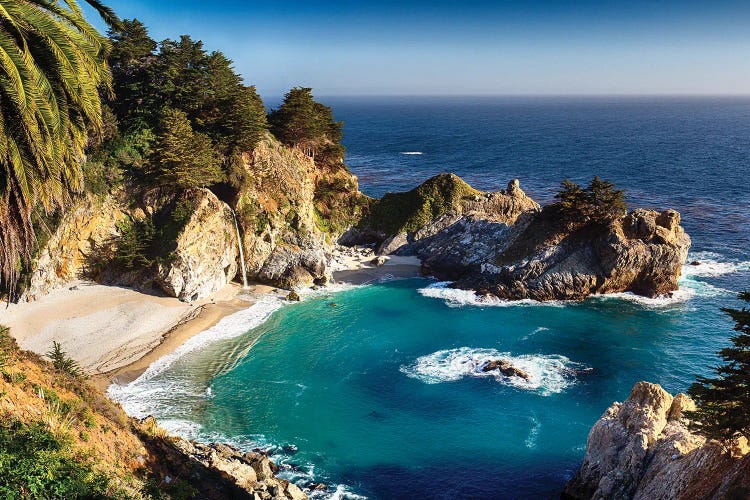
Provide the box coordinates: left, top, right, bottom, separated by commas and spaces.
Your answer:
1, 246, 422, 389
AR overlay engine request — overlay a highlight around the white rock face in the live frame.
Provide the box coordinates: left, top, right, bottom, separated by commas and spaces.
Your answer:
564, 381, 750, 500
157, 189, 239, 302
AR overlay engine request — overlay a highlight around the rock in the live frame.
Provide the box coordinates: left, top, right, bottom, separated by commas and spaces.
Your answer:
377, 232, 408, 255
690, 260, 701, 266
157, 188, 239, 302
482, 359, 530, 380
415, 205, 690, 301
22, 195, 127, 301
564, 381, 750, 500
286, 291, 301, 302
370, 256, 389, 267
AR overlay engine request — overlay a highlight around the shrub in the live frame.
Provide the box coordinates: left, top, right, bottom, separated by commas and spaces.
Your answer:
47, 342, 83, 379
0, 420, 112, 499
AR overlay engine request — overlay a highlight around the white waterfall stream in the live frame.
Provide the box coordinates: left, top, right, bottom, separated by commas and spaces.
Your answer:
230, 209, 249, 289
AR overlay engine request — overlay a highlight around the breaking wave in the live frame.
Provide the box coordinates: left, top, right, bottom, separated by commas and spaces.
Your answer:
400, 347, 583, 395
418, 281, 562, 308
400, 151, 423, 155
682, 251, 750, 278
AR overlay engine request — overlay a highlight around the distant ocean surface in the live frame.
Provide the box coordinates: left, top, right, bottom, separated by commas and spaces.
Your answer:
112, 97, 750, 499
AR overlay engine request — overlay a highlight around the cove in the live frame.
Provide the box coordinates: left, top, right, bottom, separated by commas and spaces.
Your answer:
111, 264, 741, 498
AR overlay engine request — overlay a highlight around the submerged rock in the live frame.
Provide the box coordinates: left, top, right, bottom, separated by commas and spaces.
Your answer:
564, 381, 750, 500
482, 359, 531, 381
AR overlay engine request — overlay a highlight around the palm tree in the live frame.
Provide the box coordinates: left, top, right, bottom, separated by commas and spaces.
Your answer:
0, 0, 118, 298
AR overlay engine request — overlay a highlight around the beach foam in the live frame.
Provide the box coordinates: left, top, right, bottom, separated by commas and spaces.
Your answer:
400, 347, 581, 395
418, 281, 562, 308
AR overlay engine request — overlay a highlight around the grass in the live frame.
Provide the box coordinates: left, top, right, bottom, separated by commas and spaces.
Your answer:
359, 173, 480, 236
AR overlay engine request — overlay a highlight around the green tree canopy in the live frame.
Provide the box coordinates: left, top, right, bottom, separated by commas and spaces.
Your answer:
554, 176, 627, 226
104, 27, 267, 183
687, 292, 750, 442
268, 87, 344, 164
0, 0, 117, 297
149, 108, 223, 190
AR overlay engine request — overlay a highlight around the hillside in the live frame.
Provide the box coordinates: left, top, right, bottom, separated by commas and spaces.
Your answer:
0, 325, 306, 499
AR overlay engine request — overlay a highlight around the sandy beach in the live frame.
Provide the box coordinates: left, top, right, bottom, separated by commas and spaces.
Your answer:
0, 246, 421, 391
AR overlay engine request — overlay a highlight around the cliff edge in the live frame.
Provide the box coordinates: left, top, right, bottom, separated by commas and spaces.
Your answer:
564, 382, 750, 500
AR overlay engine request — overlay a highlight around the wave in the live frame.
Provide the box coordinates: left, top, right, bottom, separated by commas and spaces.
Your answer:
400, 347, 582, 395
682, 251, 750, 278
400, 151, 423, 155
418, 281, 563, 308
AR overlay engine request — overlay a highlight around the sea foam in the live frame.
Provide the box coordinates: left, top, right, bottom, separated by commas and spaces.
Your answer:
418, 281, 562, 308
682, 251, 750, 278
400, 347, 582, 395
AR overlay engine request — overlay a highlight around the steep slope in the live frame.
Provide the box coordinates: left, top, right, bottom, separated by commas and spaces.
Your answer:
564, 382, 750, 500
0, 326, 306, 499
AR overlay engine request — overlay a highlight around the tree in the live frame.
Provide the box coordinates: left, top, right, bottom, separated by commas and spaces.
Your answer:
47, 341, 83, 378
268, 87, 344, 163
554, 176, 626, 226
687, 292, 750, 442
0, 0, 118, 298
149, 109, 223, 189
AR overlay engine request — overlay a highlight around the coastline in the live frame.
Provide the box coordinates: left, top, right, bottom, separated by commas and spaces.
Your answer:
2, 247, 423, 394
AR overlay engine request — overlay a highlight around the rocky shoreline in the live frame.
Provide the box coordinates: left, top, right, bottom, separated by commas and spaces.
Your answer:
564, 382, 750, 500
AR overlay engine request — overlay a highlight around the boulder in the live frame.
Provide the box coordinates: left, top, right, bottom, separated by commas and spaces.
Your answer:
482, 359, 531, 381
286, 291, 301, 302
370, 256, 389, 267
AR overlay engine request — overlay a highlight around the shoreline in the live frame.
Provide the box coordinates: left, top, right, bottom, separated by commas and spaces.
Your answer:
3, 247, 422, 394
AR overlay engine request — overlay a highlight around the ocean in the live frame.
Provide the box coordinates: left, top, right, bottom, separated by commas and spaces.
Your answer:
111, 97, 750, 499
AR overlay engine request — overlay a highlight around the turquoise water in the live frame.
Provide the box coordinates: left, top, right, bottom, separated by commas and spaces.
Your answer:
112, 267, 745, 498
111, 98, 750, 498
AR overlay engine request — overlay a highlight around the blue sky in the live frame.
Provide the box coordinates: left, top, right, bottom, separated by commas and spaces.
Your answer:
84, 1, 750, 98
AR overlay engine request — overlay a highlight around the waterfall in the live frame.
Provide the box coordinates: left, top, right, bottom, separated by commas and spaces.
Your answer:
230, 209, 249, 289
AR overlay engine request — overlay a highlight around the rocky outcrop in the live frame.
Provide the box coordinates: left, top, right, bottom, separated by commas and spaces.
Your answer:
156, 189, 239, 301
564, 382, 750, 500
482, 359, 530, 380
22, 195, 127, 301
235, 137, 364, 288
342, 174, 689, 301
421, 206, 691, 300
140, 427, 307, 500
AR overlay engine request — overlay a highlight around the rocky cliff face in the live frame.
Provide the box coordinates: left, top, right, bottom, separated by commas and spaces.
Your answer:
235, 136, 364, 288
22, 195, 128, 301
347, 175, 690, 301
23, 136, 365, 301
564, 382, 750, 500
156, 189, 239, 302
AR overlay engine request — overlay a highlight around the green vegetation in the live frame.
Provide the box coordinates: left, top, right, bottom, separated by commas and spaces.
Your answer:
554, 177, 627, 227
0, 420, 112, 499
0, 0, 118, 298
360, 173, 479, 236
148, 109, 224, 190
687, 292, 750, 443
113, 199, 196, 272
103, 24, 268, 187
47, 342, 83, 379
269, 87, 344, 166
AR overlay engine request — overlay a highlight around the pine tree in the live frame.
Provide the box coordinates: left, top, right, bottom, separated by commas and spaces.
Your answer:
687, 292, 750, 442
554, 176, 626, 226
150, 109, 224, 189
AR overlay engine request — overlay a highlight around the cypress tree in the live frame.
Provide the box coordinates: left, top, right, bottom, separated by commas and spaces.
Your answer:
687, 292, 750, 442
150, 109, 224, 190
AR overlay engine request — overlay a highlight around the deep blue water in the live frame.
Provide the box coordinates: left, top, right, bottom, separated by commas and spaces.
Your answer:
114, 97, 750, 499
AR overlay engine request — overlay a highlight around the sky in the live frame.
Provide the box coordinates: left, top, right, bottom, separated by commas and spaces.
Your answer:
84, 0, 750, 98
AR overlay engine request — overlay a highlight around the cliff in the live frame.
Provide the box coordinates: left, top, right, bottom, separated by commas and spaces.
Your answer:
22, 135, 366, 302
344, 175, 690, 301
564, 382, 750, 500
0, 326, 306, 499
